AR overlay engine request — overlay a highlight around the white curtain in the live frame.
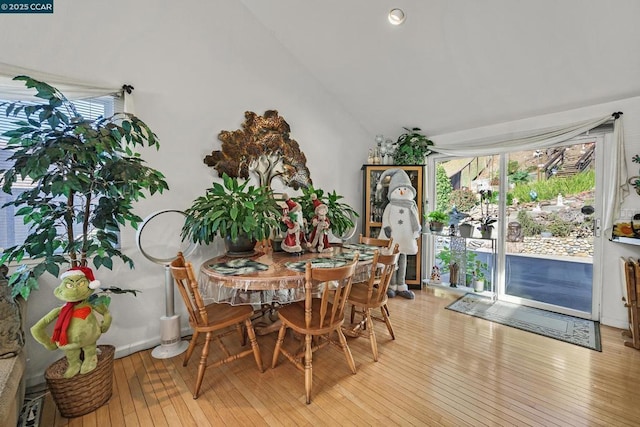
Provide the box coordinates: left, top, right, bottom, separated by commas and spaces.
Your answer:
0, 62, 134, 112
430, 114, 626, 232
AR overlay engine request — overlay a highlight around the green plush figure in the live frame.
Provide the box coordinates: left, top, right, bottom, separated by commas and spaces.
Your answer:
31, 266, 111, 378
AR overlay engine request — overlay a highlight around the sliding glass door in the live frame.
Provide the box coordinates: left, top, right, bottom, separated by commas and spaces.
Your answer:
428, 135, 603, 319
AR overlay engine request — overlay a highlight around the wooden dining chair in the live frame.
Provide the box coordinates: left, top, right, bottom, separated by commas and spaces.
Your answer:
359, 233, 393, 249
169, 252, 263, 399
347, 244, 400, 361
271, 254, 359, 404
357, 234, 394, 316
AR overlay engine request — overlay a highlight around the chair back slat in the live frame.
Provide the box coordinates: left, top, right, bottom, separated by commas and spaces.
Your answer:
304, 254, 359, 329
373, 244, 401, 305
359, 234, 393, 249
170, 252, 208, 326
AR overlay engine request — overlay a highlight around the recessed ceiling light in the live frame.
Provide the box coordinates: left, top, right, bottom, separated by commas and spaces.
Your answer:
388, 8, 406, 25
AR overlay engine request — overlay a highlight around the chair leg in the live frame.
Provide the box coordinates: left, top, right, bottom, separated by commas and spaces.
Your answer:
235, 323, 246, 346
271, 323, 287, 368
350, 304, 356, 324
183, 330, 199, 367
381, 306, 395, 340
193, 332, 213, 399
244, 318, 263, 372
336, 327, 357, 375
304, 334, 313, 404
365, 309, 379, 362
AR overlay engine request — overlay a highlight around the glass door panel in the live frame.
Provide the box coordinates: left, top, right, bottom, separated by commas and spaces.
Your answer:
431, 155, 499, 292
502, 141, 595, 315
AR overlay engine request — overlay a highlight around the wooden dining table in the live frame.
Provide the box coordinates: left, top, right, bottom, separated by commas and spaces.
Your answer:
198, 244, 377, 307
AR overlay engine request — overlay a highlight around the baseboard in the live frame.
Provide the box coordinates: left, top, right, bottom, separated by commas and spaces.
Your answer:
26, 327, 193, 388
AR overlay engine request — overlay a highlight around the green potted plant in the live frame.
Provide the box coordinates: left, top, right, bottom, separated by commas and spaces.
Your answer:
477, 189, 497, 238
473, 260, 489, 292
181, 173, 282, 255
393, 127, 434, 165
435, 247, 489, 289
426, 210, 449, 233
0, 76, 168, 300
294, 185, 359, 241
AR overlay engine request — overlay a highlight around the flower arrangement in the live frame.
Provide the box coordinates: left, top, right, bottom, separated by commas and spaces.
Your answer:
477, 189, 497, 233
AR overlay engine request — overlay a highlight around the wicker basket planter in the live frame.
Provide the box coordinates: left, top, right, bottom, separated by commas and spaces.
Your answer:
45, 344, 115, 418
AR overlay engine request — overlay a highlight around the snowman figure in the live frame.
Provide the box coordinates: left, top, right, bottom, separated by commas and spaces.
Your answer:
377, 168, 421, 299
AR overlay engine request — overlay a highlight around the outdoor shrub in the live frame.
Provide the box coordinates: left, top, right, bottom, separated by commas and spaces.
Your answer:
511, 170, 595, 202
449, 188, 477, 212
436, 164, 453, 212
547, 213, 575, 237
516, 210, 544, 236
509, 170, 530, 184
507, 160, 519, 175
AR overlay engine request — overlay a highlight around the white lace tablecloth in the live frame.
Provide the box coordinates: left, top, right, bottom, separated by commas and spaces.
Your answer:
198, 246, 375, 306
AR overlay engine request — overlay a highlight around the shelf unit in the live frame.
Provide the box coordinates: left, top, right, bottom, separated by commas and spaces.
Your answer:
427, 232, 497, 299
361, 164, 424, 287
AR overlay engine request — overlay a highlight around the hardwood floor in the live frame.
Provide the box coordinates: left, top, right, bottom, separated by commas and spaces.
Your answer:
36, 288, 640, 426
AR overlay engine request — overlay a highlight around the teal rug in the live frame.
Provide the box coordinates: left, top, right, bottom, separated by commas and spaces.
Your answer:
446, 293, 602, 351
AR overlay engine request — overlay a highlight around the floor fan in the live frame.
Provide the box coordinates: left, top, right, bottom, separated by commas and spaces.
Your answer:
335, 210, 358, 244
136, 209, 196, 359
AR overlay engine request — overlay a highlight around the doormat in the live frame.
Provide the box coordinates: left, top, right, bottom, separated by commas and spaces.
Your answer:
446, 293, 602, 351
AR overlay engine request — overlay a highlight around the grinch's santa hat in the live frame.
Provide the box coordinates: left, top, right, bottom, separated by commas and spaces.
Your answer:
60, 266, 101, 289
311, 193, 326, 213
376, 168, 415, 199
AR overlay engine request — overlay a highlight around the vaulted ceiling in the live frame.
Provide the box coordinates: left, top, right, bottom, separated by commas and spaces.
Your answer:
240, 0, 640, 140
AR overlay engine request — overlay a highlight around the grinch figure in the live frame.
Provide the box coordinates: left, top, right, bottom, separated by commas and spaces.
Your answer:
377, 168, 421, 299
31, 266, 111, 378
307, 193, 333, 253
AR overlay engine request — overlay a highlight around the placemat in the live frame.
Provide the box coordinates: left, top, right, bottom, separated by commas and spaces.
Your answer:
343, 243, 380, 252
334, 250, 375, 262
285, 258, 348, 272
208, 258, 269, 275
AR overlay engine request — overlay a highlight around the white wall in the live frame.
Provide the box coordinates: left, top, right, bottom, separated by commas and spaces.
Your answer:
433, 96, 640, 329
0, 0, 368, 386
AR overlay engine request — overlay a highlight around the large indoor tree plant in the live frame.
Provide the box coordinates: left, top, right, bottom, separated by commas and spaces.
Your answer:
0, 76, 169, 300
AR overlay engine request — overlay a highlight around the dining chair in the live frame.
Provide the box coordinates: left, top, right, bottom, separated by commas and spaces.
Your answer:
357, 234, 394, 316
347, 244, 400, 361
358, 233, 393, 249
169, 252, 263, 399
271, 254, 359, 404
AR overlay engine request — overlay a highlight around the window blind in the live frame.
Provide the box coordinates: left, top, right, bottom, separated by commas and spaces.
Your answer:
0, 96, 117, 252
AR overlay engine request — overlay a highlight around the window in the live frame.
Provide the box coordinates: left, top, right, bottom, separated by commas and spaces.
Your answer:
0, 96, 117, 251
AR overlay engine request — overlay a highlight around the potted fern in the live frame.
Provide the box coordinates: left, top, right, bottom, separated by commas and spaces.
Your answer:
426, 210, 449, 233
0, 76, 168, 300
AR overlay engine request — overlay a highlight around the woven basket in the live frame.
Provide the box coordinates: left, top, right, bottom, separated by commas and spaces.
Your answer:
45, 344, 115, 418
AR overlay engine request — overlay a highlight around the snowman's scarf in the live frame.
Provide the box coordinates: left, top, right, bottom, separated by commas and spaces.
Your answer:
390, 199, 420, 232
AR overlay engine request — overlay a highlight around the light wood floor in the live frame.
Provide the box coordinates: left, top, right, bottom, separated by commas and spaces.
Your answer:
35, 287, 640, 426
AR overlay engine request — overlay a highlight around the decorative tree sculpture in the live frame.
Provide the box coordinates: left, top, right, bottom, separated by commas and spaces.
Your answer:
204, 110, 312, 190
